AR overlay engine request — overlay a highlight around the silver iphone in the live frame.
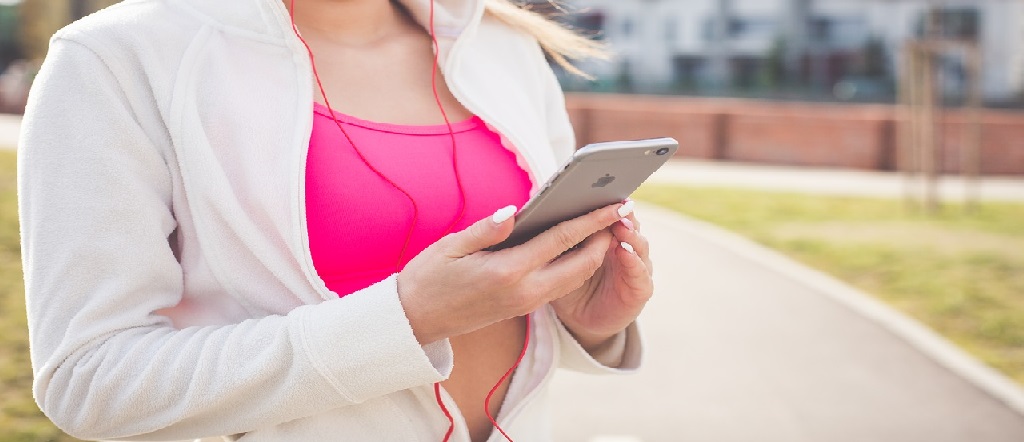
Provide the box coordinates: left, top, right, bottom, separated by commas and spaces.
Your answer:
490, 137, 678, 251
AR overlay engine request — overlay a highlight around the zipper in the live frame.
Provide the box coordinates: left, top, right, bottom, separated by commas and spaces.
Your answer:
439, 25, 556, 433
262, 0, 344, 303
441, 0, 563, 424
432, 10, 553, 433
495, 375, 554, 439
435, 385, 471, 441
443, 64, 544, 191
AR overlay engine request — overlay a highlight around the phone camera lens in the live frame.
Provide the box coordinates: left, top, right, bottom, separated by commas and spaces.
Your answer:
656, 148, 670, 156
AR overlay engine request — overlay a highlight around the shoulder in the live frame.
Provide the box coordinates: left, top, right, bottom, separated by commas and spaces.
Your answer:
32, 0, 204, 153
39, 0, 214, 123
54, 0, 197, 44
49, 0, 203, 76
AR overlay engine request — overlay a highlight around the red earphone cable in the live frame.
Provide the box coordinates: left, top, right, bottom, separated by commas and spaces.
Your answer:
485, 314, 531, 442
424, 2, 463, 440
289, 1, 528, 440
289, 0, 421, 271
433, 382, 456, 441
427, 0, 468, 236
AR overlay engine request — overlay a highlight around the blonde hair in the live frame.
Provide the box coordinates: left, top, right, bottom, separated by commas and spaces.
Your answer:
483, 0, 609, 77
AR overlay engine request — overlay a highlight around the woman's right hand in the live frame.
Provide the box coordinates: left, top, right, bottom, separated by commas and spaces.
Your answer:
397, 203, 627, 345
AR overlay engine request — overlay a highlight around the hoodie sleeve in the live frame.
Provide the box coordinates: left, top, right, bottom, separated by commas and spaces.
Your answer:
19, 36, 452, 441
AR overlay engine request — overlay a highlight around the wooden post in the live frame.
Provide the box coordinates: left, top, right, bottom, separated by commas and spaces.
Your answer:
963, 45, 983, 211
899, 43, 917, 210
901, 42, 925, 210
900, 8, 983, 215
921, 48, 939, 214
921, 7, 942, 214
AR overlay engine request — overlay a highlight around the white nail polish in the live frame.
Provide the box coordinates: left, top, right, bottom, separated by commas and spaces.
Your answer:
617, 200, 635, 218
492, 205, 517, 224
621, 241, 635, 254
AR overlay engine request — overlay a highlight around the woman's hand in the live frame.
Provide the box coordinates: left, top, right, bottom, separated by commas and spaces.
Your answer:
551, 201, 654, 353
397, 203, 630, 345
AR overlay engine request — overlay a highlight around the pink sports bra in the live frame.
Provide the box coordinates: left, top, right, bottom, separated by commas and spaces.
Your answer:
305, 103, 533, 297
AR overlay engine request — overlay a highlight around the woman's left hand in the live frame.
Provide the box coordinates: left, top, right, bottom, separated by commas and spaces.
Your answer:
550, 201, 653, 353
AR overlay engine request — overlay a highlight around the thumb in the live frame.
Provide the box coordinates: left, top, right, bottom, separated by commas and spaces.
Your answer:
446, 205, 517, 257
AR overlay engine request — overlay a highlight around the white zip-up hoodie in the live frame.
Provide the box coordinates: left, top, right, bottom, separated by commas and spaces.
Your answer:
17, 0, 642, 440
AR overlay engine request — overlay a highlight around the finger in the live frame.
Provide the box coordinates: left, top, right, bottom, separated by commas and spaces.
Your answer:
615, 241, 654, 295
533, 229, 613, 300
619, 213, 640, 234
628, 212, 641, 232
616, 241, 646, 272
621, 199, 641, 231
618, 217, 636, 233
613, 224, 650, 264
443, 205, 517, 257
606, 224, 655, 280
515, 202, 632, 268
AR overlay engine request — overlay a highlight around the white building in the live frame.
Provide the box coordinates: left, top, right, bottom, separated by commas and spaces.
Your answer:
557, 0, 1024, 102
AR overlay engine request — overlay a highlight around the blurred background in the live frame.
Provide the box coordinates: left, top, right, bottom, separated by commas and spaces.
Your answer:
549, 0, 1019, 106
0, 0, 1022, 441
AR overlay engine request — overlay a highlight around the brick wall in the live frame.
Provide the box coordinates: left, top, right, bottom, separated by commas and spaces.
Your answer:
930, 113, 1024, 176
565, 93, 1024, 176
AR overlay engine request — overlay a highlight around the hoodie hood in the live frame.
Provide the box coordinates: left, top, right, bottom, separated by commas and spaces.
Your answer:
174, 0, 486, 44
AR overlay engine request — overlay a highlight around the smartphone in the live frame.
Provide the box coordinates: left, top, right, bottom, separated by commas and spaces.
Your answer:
489, 137, 678, 251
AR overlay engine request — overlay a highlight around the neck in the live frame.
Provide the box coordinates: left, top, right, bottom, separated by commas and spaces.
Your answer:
286, 0, 413, 44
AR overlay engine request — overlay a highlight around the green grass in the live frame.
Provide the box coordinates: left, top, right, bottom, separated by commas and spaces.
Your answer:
0, 150, 81, 441
635, 184, 1024, 386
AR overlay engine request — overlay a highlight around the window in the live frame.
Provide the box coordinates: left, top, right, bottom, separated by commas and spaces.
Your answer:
702, 17, 769, 41
915, 8, 980, 40
622, 17, 635, 38
702, 18, 732, 42
738, 18, 776, 38
729, 19, 747, 36
811, 17, 833, 42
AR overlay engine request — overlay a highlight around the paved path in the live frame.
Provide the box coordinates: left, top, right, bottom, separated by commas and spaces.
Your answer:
548, 203, 1024, 442
650, 159, 1024, 202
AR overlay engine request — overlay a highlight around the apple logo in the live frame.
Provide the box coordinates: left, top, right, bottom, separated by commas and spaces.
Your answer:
592, 174, 615, 188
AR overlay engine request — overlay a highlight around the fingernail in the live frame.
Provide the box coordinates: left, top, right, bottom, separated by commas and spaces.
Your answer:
617, 200, 635, 218
620, 218, 635, 231
492, 205, 517, 224
621, 241, 636, 254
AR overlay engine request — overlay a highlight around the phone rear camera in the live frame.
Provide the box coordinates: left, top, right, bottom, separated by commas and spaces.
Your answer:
656, 148, 670, 156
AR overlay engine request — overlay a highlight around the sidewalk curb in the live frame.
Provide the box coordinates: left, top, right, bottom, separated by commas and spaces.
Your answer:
638, 201, 1024, 418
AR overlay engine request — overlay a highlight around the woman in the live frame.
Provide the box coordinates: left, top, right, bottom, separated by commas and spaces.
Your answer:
18, 0, 652, 440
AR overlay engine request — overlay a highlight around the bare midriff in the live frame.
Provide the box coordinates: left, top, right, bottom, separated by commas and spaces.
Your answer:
443, 317, 528, 441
